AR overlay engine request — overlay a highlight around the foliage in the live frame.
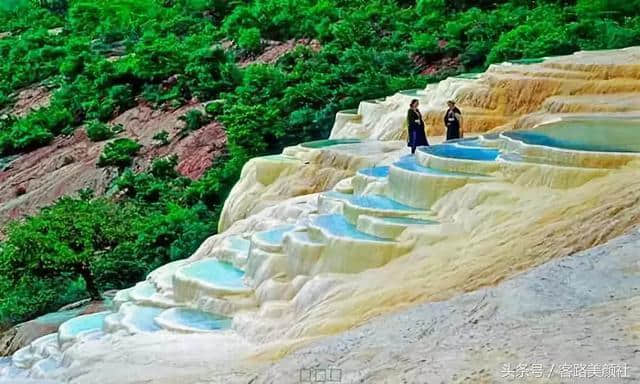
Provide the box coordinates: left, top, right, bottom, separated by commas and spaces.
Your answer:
85, 120, 121, 141
0, 195, 138, 324
178, 109, 209, 137
152, 130, 170, 146
237, 27, 262, 53
97, 138, 141, 168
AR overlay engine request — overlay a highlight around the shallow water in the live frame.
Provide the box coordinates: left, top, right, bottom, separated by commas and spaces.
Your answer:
180, 260, 246, 289
59, 312, 109, 338
506, 118, 640, 152
157, 308, 231, 332
421, 144, 500, 161
313, 214, 389, 242
357, 166, 389, 178
123, 305, 164, 333
379, 217, 438, 225
300, 138, 362, 149
254, 225, 295, 245
395, 155, 488, 177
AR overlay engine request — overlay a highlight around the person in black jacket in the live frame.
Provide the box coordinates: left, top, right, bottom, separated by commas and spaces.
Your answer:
444, 100, 463, 141
407, 99, 429, 154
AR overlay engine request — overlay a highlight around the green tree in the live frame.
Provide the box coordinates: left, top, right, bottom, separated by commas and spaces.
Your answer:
97, 138, 142, 168
0, 196, 137, 301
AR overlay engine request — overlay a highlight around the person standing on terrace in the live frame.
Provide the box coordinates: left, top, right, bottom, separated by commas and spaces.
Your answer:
407, 99, 429, 154
444, 100, 463, 140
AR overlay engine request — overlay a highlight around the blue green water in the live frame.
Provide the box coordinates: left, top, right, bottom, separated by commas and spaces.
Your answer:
454, 139, 493, 148
504, 119, 640, 152
254, 225, 295, 246
229, 236, 250, 252
300, 139, 362, 148
160, 308, 231, 331
394, 155, 488, 177
35, 308, 84, 325
357, 166, 389, 178
180, 260, 246, 289
324, 190, 422, 211
59, 312, 109, 337
350, 194, 421, 211
131, 282, 156, 299
421, 144, 500, 161
313, 214, 390, 242
125, 305, 164, 332
380, 216, 438, 225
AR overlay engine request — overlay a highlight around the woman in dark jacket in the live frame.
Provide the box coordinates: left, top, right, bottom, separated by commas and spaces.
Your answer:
444, 100, 463, 141
407, 99, 429, 154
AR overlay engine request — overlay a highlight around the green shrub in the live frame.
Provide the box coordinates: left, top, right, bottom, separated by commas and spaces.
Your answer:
85, 120, 115, 141
237, 27, 262, 53
178, 109, 209, 137
204, 100, 224, 117
152, 130, 170, 146
410, 33, 440, 57
150, 155, 179, 179
97, 138, 141, 168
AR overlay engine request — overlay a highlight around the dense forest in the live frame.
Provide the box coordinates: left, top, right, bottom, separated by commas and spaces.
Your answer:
1, 0, 640, 328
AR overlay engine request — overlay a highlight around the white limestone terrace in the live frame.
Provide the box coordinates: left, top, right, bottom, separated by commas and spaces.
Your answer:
254, 229, 640, 384
2, 46, 640, 384
4, 126, 640, 383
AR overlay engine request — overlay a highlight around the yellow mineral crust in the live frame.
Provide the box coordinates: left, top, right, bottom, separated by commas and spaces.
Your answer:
330, 46, 640, 140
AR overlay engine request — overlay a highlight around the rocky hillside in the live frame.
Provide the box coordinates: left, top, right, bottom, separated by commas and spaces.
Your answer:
0, 98, 225, 228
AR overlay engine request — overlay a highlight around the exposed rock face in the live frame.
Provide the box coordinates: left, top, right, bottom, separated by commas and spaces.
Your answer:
11, 86, 51, 117
110, 103, 226, 180
0, 102, 226, 227
237, 39, 321, 67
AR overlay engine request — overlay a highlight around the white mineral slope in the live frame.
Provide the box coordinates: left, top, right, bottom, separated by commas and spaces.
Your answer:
52, 332, 261, 384
255, 230, 640, 384
218, 140, 406, 231
30, 228, 640, 384
330, 46, 640, 141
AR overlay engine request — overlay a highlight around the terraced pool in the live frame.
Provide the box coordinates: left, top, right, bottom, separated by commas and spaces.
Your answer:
421, 144, 500, 161
505, 119, 640, 152
300, 139, 362, 148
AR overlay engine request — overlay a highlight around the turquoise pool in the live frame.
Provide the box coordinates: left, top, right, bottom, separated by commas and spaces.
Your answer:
421, 144, 500, 161
300, 139, 362, 148
505, 118, 640, 152
158, 308, 231, 332
357, 166, 390, 178
313, 214, 389, 242
180, 260, 246, 289
254, 225, 295, 246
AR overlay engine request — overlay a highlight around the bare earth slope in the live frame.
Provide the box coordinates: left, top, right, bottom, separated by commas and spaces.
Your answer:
0, 101, 225, 227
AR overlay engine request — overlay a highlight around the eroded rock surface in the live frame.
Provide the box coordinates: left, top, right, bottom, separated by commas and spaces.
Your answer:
0, 102, 225, 226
